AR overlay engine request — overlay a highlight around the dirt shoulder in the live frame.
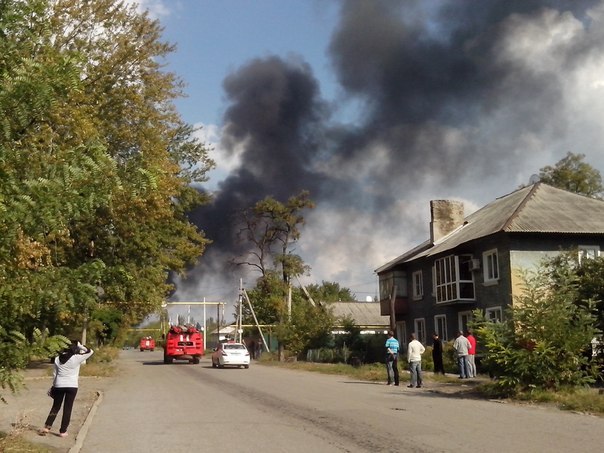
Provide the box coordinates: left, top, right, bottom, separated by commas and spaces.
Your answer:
0, 361, 110, 453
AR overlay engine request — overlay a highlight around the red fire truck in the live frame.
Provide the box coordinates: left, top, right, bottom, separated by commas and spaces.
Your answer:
163, 325, 204, 364
139, 336, 155, 351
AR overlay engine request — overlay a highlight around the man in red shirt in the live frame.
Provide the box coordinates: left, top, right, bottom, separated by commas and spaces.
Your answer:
466, 330, 477, 378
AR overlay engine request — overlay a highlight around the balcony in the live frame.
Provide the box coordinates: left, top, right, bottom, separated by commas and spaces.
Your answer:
379, 297, 409, 316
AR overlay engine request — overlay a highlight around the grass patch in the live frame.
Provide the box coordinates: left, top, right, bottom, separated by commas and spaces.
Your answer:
0, 432, 57, 452
80, 346, 120, 377
0, 422, 59, 453
519, 387, 604, 414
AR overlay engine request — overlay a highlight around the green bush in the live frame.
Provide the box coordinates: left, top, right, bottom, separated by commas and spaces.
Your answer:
473, 265, 599, 396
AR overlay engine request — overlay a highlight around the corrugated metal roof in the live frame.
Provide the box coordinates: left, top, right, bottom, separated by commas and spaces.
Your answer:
378, 183, 604, 271
329, 301, 390, 327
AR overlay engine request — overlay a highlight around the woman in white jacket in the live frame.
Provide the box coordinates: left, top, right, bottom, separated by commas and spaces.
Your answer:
41, 340, 94, 437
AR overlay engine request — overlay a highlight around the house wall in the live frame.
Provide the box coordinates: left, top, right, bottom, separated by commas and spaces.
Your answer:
392, 233, 604, 345
508, 234, 604, 303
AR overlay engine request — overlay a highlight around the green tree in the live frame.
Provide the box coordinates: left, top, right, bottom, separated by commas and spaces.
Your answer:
543, 252, 604, 342
538, 152, 603, 198
474, 261, 599, 396
273, 293, 334, 358
306, 281, 356, 302
0, 0, 212, 393
235, 190, 314, 280
236, 192, 333, 357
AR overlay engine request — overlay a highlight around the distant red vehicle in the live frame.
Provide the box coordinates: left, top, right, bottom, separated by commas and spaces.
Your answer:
139, 336, 155, 351
163, 325, 204, 364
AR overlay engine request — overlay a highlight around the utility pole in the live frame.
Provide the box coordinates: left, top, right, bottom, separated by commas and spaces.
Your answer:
242, 288, 270, 352
287, 280, 292, 321
389, 285, 397, 332
237, 278, 244, 343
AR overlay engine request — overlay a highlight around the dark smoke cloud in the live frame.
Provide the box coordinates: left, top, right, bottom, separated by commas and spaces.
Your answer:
327, 0, 601, 184
176, 0, 604, 306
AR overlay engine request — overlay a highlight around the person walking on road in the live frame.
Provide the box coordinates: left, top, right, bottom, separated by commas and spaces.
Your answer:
453, 331, 472, 379
432, 333, 445, 375
407, 333, 426, 388
41, 340, 94, 438
385, 330, 400, 386
466, 330, 477, 378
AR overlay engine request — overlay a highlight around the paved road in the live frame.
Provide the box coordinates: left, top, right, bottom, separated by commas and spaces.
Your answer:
78, 349, 604, 453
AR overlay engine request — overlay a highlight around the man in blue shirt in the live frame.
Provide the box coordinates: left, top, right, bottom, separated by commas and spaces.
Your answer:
385, 330, 400, 386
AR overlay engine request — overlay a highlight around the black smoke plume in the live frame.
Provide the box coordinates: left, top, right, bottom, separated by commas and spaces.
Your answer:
176, 0, 604, 307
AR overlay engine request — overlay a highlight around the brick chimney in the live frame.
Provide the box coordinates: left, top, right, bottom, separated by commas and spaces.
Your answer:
430, 200, 465, 243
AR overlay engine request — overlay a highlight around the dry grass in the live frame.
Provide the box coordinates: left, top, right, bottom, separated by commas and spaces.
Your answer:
0, 414, 57, 453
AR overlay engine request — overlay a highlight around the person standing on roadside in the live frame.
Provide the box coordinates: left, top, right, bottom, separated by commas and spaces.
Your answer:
41, 340, 94, 438
385, 330, 400, 386
407, 333, 426, 388
432, 333, 445, 375
466, 329, 477, 378
453, 331, 472, 379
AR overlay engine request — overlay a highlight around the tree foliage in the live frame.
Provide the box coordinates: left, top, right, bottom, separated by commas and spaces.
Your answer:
306, 281, 356, 303
235, 190, 314, 281
474, 259, 600, 396
0, 0, 213, 393
544, 252, 604, 341
235, 192, 341, 356
273, 295, 334, 358
538, 152, 603, 198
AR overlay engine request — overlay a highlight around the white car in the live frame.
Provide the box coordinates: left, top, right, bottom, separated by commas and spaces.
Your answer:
211, 342, 250, 369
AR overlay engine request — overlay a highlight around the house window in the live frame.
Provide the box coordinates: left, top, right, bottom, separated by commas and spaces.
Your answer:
434, 315, 447, 341
434, 255, 475, 303
485, 307, 502, 323
483, 249, 499, 282
412, 271, 423, 299
578, 245, 600, 264
414, 318, 426, 344
458, 310, 472, 334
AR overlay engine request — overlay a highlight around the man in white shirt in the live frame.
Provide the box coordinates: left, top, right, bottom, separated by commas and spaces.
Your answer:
407, 333, 426, 388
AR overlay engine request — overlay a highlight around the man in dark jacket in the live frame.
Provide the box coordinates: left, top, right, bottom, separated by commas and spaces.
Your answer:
432, 333, 445, 375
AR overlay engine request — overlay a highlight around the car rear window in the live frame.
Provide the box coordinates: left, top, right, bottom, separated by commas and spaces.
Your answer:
224, 344, 247, 350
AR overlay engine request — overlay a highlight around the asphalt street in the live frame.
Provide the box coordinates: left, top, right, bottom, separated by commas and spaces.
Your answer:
3, 350, 604, 453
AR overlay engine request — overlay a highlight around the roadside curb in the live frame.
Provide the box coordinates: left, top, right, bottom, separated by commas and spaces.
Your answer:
69, 390, 103, 453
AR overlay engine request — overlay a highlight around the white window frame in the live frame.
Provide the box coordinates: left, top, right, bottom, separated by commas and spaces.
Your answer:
578, 245, 600, 264
434, 254, 475, 303
483, 249, 499, 283
458, 310, 473, 334
414, 318, 426, 345
485, 307, 503, 323
412, 270, 423, 300
434, 314, 447, 341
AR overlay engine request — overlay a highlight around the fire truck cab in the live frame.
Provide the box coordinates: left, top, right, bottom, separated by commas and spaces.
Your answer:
139, 336, 155, 351
163, 325, 204, 364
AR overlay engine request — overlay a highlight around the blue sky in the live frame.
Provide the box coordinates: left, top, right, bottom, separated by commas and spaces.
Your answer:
131, 0, 604, 319
157, 1, 340, 125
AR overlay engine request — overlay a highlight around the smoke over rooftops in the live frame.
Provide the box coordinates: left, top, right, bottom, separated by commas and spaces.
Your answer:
176, 0, 604, 308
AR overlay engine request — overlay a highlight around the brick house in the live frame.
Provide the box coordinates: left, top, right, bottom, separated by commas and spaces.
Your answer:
375, 182, 604, 348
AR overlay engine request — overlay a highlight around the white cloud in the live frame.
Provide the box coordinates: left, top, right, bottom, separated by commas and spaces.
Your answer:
192, 122, 244, 191
495, 8, 582, 75
123, 0, 173, 19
